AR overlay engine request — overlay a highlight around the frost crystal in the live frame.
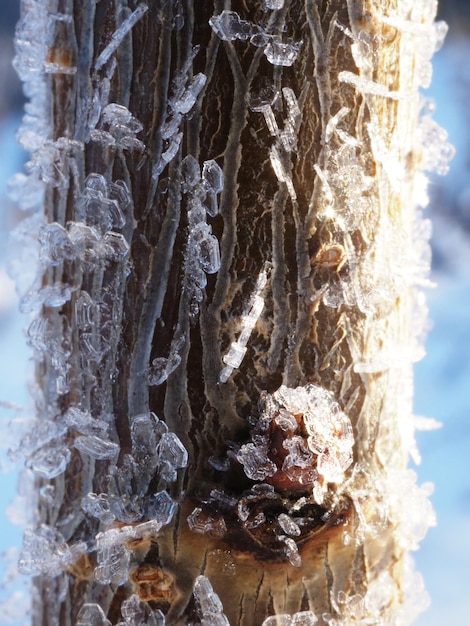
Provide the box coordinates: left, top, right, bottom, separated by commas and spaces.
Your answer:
264, 0, 285, 9
19, 525, 84, 577
264, 39, 302, 67
278, 535, 302, 567
157, 432, 188, 482
262, 615, 292, 626
182, 154, 201, 190
291, 612, 318, 625
120, 593, 166, 625
220, 263, 270, 382
277, 513, 301, 537
174, 73, 207, 114
187, 507, 227, 536
202, 159, 224, 194
338, 71, 402, 99
194, 576, 230, 625
95, 532, 131, 586
74, 435, 120, 460
236, 442, 277, 481
146, 491, 177, 526
82, 493, 115, 525
27, 445, 71, 479
209, 11, 256, 42
77, 603, 111, 626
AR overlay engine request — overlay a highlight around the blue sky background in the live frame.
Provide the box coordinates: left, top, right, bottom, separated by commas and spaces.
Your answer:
0, 2, 469, 624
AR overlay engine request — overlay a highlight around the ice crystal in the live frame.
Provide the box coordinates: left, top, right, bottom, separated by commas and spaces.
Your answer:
182, 154, 201, 190
77, 603, 111, 626
263, 0, 285, 9
264, 39, 302, 67
209, 11, 256, 42
236, 442, 277, 481
277, 513, 301, 537
174, 73, 207, 114
27, 445, 70, 479
74, 434, 120, 460
82, 492, 115, 525
291, 612, 318, 625
95, 4, 149, 70
146, 491, 177, 525
278, 535, 302, 567
220, 263, 269, 382
338, 71, 402, 99
98, 104, 144, 151
262, 615, 292, 626
120, 593, 166, 625
157, 432, 188, 482
19, 525, 84, 577
202, 159, 224, 194
187, 506, 227, 536
194, 575, 230, 625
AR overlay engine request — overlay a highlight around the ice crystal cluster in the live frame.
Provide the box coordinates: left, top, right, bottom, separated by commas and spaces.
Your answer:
236, 384, 354, 504
209, 9, 302, 67
6, 0, 453, 625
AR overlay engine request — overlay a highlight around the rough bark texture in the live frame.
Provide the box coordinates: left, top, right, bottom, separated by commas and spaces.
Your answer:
12, 0, 448, 625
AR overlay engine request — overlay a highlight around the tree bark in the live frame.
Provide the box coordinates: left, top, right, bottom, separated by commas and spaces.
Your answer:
13, 0, 448, 624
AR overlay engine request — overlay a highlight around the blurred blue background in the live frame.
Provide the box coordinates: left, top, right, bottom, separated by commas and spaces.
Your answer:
0, 1, 468, 624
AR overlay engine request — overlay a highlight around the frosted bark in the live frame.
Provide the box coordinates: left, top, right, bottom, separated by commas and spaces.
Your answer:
9, 0, 452, 625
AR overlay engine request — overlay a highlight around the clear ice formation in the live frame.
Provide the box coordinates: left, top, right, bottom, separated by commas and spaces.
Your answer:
209, 10, 302, 67
235, 384, 354, 505
194, 576, 231, 626
94, 104, 145, 152
263, 0, 285, 9
153, 49, 207, 178
250, 87, 301, 202
219, 263, 269, 382
180, 156, 223, 314
77, 603, 112, 626
95, 3, 149, 71
119, 593, 166, 625
261, 612, 318, 626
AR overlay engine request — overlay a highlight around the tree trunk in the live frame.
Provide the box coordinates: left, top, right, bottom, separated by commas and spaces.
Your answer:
12, 0, 449, 624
